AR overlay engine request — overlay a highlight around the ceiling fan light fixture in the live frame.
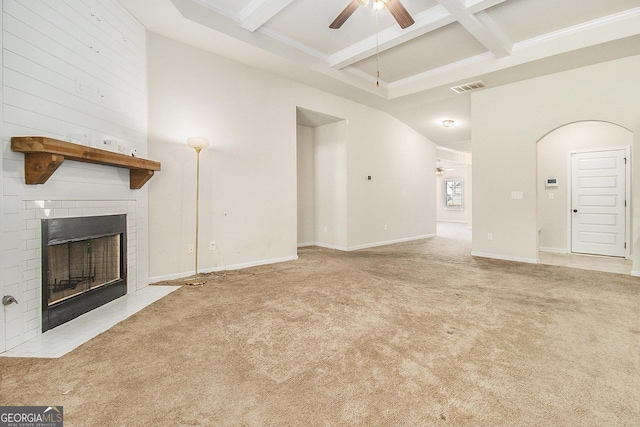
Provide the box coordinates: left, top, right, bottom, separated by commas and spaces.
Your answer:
330, 0, 414, 30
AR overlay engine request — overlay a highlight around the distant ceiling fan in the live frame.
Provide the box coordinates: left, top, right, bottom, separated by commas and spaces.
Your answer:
329, 0, 415, 29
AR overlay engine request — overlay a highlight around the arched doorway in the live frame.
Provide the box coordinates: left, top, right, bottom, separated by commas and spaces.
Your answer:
537, 121, 633, 273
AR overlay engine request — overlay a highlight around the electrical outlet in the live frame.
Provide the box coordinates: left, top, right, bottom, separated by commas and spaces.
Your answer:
487, 233, 493, 241
188, 245, 194, 253
324, 226, 328, 233
209, 241, 216, 251
384, 225, 388, 231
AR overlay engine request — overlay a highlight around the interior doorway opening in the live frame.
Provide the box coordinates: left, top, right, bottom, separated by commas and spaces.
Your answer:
295, 107, 347, 252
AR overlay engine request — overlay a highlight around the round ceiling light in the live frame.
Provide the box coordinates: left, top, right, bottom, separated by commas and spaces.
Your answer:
442, 120, 454, 128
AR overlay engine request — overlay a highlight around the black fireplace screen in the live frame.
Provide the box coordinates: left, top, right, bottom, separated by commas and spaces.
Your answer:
47, 235, 121, 306
42, 215, 127, 332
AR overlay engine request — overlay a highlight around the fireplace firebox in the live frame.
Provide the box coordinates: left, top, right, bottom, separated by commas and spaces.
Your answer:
41, 215, 127, 332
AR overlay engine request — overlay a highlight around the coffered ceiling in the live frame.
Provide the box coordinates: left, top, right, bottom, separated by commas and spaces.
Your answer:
118, 0, 640, 151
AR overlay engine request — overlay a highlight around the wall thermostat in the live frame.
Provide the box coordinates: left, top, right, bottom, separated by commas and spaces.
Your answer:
545, 177, 558, 188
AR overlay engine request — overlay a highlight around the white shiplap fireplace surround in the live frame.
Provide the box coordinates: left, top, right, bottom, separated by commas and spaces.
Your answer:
3, 178, 150, 355
1, 0, 149, 352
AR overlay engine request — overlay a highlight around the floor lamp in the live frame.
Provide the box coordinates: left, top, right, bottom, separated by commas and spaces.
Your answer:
187, 137, 209, 286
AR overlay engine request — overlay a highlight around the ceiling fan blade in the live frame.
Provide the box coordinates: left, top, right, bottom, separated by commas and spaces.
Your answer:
330, 0, 360, 29
385, 0, 415, 29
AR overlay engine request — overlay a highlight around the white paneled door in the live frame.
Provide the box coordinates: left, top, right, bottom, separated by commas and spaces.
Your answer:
571, 149, 627, 257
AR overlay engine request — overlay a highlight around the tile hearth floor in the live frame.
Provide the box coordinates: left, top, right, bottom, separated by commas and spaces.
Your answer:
1, 285, 179, 359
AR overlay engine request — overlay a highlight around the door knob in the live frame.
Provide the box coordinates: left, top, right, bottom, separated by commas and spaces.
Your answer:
573, 209, 578, 213
2, 295, 18, 306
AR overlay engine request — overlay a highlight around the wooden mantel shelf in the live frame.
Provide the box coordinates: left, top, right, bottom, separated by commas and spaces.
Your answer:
11, 136, 161, 189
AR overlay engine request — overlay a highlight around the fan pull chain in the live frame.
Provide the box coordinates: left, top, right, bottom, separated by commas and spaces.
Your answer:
375, 6, 380, 87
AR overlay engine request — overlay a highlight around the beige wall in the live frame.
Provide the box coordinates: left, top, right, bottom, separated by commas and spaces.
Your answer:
147, 33, 437, 280
296, 125, 315, 245
633, 123, 640, 276
346, 108, 437, 249
472, 54, 640, 266
537, 121, 632, 253
312, 121, 348, 249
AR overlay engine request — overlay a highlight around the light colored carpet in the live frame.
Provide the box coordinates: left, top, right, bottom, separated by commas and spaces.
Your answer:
1, 235, 639, 426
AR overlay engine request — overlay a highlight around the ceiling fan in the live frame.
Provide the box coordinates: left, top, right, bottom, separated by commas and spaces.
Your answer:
329, 0, 415, 30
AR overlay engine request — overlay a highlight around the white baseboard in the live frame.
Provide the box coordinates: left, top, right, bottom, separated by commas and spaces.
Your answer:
149, 271, 188, 283
149, 255, 299, 283
539, 247, 568, 254
347, 234, 436, 251
303, 242, 349, 251
297, 235, 436, 252
631, 270, 640, 277
297, 242, 349, 251
471, 251, 538, 264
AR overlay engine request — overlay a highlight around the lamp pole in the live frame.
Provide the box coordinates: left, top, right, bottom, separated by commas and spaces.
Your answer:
187, 137, 209, 286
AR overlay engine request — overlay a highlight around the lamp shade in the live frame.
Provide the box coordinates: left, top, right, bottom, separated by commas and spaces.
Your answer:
187, 137, 210, 150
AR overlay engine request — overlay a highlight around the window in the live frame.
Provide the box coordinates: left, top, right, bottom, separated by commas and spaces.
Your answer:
445, 179, 463, 210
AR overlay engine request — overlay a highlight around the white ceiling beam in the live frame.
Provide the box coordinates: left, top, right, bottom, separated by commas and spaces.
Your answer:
388, 7, 640, 98
460, 11, 512, 58
465, 0, 508, 15
438, 0, 512, 58
330, 5, 455, 69
328, 0, 511, 70
239, 0, 295, 32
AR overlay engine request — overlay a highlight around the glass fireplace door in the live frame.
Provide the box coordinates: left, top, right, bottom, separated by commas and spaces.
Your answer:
47, 235, 121, 306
